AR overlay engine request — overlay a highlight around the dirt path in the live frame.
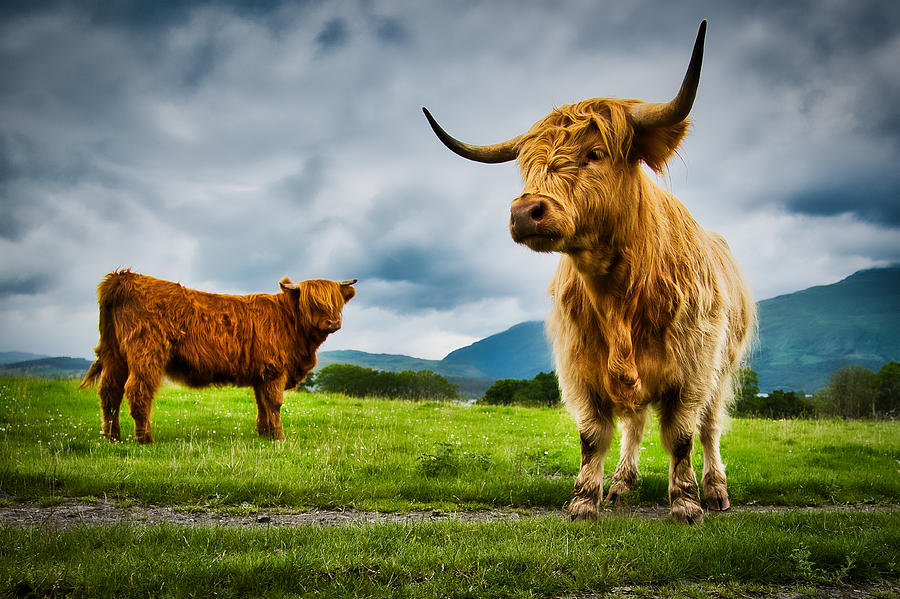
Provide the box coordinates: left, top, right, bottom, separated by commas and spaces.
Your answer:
1, 498, 895, 529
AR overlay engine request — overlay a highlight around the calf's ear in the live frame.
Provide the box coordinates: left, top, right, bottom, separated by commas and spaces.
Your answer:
631, 118, 690, 173
340, 279, 357, 302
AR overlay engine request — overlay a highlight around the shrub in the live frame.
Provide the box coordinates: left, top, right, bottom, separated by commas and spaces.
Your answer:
480, 371, 560, 407
312, 364, 458, 400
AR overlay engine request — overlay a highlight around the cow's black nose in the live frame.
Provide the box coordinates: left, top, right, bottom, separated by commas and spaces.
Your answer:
510, 195, 548, 239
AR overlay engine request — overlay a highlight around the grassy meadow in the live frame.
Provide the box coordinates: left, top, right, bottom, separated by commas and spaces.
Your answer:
1, 376, 899, 598
1, 377, 897, 510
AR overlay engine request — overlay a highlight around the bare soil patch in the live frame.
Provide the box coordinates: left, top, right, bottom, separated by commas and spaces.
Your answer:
1, 497, 895, 529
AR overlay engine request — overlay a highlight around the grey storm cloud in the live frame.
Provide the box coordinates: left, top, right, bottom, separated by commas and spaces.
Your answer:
315, 19, 349, 52
0, 0, 898, 359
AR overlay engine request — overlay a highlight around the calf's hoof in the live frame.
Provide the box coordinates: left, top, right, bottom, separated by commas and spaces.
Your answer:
670, 497, 704, 525
135, 432, 154, 444
258, 429, 286, 441
567, 496, 598, 521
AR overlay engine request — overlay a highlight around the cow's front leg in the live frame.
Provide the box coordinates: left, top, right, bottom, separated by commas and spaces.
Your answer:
254, 377, 286, 441
568, 413, 613, 520
607, 407, 648, 505
660, 398, 704, 524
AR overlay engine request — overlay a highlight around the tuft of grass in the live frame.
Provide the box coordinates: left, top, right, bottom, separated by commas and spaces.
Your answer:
1, 511, 897, 598
0, 377, 898, 511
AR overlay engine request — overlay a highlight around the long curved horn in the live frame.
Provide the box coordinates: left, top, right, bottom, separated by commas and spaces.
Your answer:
422, 108, 521, 164
630, 20, 706, 129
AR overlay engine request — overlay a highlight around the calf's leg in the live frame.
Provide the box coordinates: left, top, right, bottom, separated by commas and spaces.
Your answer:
254, 378, 286, 441
124, 368, 161, 444
97, 357, 127, 442
606, 407, 648, 505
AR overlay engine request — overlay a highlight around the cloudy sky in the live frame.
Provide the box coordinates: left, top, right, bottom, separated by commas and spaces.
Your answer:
2, 0, 899, 361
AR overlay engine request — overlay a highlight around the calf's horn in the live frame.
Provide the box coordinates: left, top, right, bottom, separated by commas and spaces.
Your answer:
422, 108, 521, 164
340, 279, 358, 286
630, 20, 706, 129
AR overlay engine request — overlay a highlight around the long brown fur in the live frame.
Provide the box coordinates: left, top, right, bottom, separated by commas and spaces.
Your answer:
428, 89, 755, 523
514, 98, 756, 523
80, 269, 356, 443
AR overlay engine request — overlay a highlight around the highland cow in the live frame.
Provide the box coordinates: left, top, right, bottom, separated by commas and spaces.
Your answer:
424, 21, 755, 523
80, 270, 356, 444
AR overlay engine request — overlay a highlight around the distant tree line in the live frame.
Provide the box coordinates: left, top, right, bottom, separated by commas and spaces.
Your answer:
479, 372, 560, 408
734, 362, 900, 420
302, 364, 459, 400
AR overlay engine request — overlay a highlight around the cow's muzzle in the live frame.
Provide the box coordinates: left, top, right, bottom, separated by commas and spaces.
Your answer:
510, 193, 559, 245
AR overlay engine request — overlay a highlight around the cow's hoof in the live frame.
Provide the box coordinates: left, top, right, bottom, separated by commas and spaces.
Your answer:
567, 497, 598, 521
705, 492, 731, 512
606, 480, 634, 506
136, 434, 154, 445
670, 498, 704, 525
703, 480, 730, 511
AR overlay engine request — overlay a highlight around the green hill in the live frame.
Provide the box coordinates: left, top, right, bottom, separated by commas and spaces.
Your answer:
0, 357, 93, 379
752, 266, 900, 392
441, 321, 552, 380
0, 352, 49, 365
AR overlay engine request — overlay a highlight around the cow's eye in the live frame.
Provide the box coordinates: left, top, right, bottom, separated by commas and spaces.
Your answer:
584, 149, 605, 164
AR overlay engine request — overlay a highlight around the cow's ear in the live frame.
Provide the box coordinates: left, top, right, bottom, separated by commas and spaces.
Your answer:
340, 279, 357, 302
279, 277, 300, 293
631, 119, 689, 173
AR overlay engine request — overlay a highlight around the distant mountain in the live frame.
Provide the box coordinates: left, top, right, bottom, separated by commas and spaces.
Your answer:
752, 266, 900, 392
0, 356, 93, 378
442, 321, 553, 380
318, 322, 554, 389
0, 352, 49, 365
316, 350, 482, 379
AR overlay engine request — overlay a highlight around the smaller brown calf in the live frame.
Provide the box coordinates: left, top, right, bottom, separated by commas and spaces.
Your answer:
80, 270, 356, 443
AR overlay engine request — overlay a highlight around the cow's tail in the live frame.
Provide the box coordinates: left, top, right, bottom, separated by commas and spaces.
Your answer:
79, 270, 132, 389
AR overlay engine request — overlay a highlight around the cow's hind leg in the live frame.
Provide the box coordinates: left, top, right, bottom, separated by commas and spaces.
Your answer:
254, 377, 286, 441
699, 380, 731, 511
98, 357, 127, 442
659, 389, 704, 524
568, 411, 613, 520
606, 407, 648, 505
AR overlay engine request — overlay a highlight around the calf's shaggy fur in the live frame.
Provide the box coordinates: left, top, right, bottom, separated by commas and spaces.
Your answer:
80, 270, 356, 443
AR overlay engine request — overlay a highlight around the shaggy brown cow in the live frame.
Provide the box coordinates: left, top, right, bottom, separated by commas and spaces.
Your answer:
424, 21, 755, 524
80, 270, 356, 444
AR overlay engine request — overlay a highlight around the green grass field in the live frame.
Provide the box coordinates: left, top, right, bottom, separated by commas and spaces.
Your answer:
1, 377, 898, 598
1, 377, 897, 510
